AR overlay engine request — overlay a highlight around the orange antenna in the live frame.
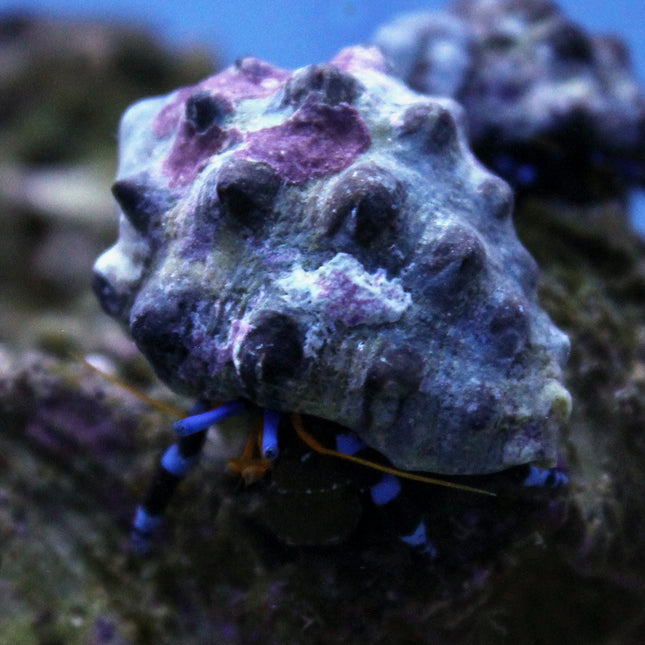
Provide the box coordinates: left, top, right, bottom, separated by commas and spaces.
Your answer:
75, 353, 187, 418
291, 413, 496, 497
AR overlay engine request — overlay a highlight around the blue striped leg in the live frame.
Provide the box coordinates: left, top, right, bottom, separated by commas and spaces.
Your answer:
131, 400, 247, 553
335, 432, 438, 559
521, 465, 568, 488
261, 409, 280, 460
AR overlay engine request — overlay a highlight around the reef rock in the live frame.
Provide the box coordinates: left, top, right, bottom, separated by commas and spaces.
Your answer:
93, 46, 570, 475
374, 0, 645, 199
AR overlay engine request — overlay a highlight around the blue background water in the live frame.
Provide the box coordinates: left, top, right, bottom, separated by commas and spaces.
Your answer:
3, 0, 645, 230
3, 0, 644, 74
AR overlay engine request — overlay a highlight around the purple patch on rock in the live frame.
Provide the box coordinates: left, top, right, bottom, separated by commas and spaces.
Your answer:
240, 99, 371, 184
25, 392, 135, 461
154, 58, 291, 138
163, 122, 243, 187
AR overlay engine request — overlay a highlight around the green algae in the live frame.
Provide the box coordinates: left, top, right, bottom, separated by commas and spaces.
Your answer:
516, 199, 645, 582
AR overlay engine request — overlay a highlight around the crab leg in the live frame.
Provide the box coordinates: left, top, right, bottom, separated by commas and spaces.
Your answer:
174, 400, 246, 436
131, 400, 246, 552
261, 409, 281, 460
335, 431, 438, 558
521, 465, 568, 488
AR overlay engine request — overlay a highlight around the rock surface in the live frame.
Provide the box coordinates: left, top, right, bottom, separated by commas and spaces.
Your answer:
374, 0, 645, 201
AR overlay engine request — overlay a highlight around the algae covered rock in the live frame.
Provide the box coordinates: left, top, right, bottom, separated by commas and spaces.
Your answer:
93, 46, 570, 475
374, 0, 645, 200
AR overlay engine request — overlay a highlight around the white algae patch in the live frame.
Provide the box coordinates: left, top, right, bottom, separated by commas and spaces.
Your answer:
277, 253, 411, 327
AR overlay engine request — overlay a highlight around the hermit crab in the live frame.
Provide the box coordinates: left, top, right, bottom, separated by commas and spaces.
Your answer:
92, 46, 571, 555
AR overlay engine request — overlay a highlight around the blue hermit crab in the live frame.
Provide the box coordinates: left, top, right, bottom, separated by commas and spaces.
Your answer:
92, 46, 571, 556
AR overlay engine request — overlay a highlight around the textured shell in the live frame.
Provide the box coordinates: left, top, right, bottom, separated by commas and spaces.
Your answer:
374, 0, 645, 158
93, 46, 571, 475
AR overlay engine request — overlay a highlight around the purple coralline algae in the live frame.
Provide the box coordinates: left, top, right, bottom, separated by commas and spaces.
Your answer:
93, 46, 570, 475
374, 0, 645, 198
